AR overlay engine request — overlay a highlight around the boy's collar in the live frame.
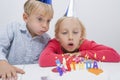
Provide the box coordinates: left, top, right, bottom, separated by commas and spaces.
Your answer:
19, 22, 28, 33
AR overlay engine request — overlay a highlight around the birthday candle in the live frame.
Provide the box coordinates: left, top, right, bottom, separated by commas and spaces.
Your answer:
73, 57, 80, 70
85, 54, 88, 61
70, 63, 73, 71
86, 61, 92, 69
79, 62, 84, 69
93, 60, 98, 69
98, 60, 102, 69
56, 66, 63, 76
60, 64, 66, 73
72, 61, 76, 70
70, 61, 76, 71
87, 55, 89, 60
55, 57, 63, 76
74, 56, 80, 63
94, 53, 96, 59
80, 57, 84, 62
98, 56, 105, 69
62, 55, 67, 70
75, 63, 80, 70
102, 56, 105, 62
66, 58, 71, 71
55, 58, 61, 66
66, 63, 71, 71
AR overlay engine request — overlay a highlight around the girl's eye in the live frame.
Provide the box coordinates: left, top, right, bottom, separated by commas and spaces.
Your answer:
62, 32, 67, 35
73, 31, 78, 34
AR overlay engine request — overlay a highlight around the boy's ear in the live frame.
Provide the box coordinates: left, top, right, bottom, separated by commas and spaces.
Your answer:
23, 13, 28, 22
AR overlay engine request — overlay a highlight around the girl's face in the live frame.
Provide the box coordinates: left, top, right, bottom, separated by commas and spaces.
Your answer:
56, 18, 82, 52
23, 8, 52, 37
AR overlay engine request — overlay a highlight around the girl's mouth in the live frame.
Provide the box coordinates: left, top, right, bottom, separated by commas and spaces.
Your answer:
68, 43, 74, 46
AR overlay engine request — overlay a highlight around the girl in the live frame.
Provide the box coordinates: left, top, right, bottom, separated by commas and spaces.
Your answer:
39, 16, 120, 67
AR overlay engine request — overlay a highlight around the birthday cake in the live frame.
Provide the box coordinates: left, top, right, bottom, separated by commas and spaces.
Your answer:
49, 67, 108, 80
47, 57, 108, 80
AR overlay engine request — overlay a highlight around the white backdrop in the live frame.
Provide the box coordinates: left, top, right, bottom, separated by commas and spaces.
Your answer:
0, 0, 120, 53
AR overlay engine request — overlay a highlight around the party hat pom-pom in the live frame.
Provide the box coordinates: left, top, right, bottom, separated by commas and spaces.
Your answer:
38, 0, 52, 4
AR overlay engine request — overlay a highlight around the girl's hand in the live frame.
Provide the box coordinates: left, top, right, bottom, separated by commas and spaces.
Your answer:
64, 52, 81, 57
72, 52, 81, 57
0, 60, 25, 80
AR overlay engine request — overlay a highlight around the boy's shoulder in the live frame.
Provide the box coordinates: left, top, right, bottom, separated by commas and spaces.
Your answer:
0, 21, 26, 32
6, 21, 26, 28
4, 21, 26, 33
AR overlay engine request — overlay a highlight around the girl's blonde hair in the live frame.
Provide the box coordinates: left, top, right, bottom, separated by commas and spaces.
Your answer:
55, 16, 86, 39
24, 0, 53, 18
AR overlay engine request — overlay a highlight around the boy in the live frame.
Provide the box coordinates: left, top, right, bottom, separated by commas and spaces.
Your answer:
0, 0, 53, 80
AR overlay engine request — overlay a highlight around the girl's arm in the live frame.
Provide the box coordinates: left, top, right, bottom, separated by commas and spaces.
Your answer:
79, 39, 120, 62
39, 39, 68, 67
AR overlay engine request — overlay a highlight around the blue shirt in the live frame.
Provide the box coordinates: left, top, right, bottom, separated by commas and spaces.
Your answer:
0, 21, 50, 65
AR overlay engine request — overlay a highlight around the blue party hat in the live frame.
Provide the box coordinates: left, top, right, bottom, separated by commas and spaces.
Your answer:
39, 0, 52, 4
64, 0, 74, 16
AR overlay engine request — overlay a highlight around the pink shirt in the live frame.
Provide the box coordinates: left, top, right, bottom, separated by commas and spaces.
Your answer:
39, 38, 120, 67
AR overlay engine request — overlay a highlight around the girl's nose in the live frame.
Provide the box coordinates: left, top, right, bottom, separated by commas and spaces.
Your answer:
68, 34, 73, 40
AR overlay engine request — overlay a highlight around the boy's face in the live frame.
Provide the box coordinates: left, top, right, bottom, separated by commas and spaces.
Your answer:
56, 18, 82, 52
23, 8, 52, 37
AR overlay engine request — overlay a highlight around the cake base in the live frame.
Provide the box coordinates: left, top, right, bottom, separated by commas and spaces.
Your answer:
49, 69, 108, 80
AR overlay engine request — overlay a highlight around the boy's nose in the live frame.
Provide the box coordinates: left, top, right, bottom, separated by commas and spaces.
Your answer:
42, 22, 48, 29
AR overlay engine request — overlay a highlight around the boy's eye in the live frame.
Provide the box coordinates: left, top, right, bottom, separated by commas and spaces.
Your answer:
38, 18, 42, 21
47, 20, 51, 23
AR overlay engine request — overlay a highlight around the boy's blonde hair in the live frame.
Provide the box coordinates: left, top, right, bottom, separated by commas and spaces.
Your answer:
55, 16, 86, 39
24, 0, 53, 17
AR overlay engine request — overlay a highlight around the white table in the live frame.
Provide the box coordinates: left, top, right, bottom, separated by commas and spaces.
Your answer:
16, 62, 120, 80
0, 63, 120, 80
